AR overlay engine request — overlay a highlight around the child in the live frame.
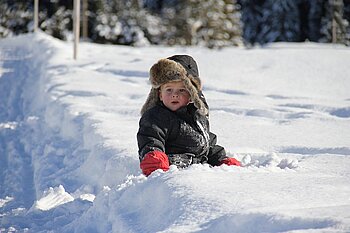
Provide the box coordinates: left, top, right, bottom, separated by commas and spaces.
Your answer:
137, 55, 240, 176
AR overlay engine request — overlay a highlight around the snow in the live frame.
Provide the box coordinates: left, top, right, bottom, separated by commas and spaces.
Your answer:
0, 32, 350, 232
34, 185, 74, 211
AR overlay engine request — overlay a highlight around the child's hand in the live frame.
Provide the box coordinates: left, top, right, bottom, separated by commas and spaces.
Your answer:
220, 157, 241, 167
140, 151, 170, 176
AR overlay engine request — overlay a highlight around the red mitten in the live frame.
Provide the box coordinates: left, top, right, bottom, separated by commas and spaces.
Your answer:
220, 157, 241, 167
140, 151, 170, 176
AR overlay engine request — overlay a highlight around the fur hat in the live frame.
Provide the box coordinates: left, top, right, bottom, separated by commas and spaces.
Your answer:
141, 55, 208, 115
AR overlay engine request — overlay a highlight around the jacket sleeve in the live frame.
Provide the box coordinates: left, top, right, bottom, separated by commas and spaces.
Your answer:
137, 110, 168, 161
206, 132, 228, 166
197, 91, 227, 165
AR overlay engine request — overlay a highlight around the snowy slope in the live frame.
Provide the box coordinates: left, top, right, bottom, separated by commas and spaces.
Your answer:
1, 32, 350, 233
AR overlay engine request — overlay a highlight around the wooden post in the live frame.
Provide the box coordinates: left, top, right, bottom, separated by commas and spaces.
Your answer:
73, 0, 80, 60
331, 0, 337, 43
82, 0, 88, 39
34, 0, 39, 32
332, 18, 337, 43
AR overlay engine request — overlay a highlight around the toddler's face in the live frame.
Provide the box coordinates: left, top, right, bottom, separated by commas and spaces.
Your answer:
159, 81, 191, 111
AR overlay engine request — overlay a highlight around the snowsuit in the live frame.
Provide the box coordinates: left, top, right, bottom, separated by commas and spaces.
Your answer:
137, 99, 228, 168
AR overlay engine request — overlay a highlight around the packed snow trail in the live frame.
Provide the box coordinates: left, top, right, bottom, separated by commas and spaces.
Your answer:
0, 33, 82, 231
1, 33, 350, 232
0, 39, 39, 226
0, 33, 142, 231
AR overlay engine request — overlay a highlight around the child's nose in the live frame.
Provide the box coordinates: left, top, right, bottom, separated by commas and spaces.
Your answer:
172, 90, 180, 97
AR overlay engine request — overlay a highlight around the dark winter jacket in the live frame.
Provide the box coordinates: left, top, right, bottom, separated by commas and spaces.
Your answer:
137, 101, 228, 168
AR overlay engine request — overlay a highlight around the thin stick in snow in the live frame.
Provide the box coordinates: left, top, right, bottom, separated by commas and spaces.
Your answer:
73, 0, 80, 60
34, 0, 39, 32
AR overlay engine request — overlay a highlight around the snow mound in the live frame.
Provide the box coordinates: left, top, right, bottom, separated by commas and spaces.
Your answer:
1, 32, 350, 232
240, 153, 299, 169
34, 185, 74, 211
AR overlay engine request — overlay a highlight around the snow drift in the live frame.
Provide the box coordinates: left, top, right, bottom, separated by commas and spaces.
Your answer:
0, 32, 350, 232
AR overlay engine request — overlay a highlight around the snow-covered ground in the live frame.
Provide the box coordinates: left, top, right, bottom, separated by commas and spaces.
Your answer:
0, 32, 350, 233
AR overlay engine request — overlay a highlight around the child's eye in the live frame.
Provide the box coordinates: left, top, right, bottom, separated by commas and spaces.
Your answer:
179, 89, 187, 93
165, 88, 173, 93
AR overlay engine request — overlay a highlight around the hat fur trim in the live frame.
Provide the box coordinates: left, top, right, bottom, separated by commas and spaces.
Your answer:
141, 58, 207, 115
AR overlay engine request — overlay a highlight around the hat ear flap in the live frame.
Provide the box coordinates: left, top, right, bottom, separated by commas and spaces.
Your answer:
141, 88, 159, 115
182, 78, 208, 116
188, 74, 202, 91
